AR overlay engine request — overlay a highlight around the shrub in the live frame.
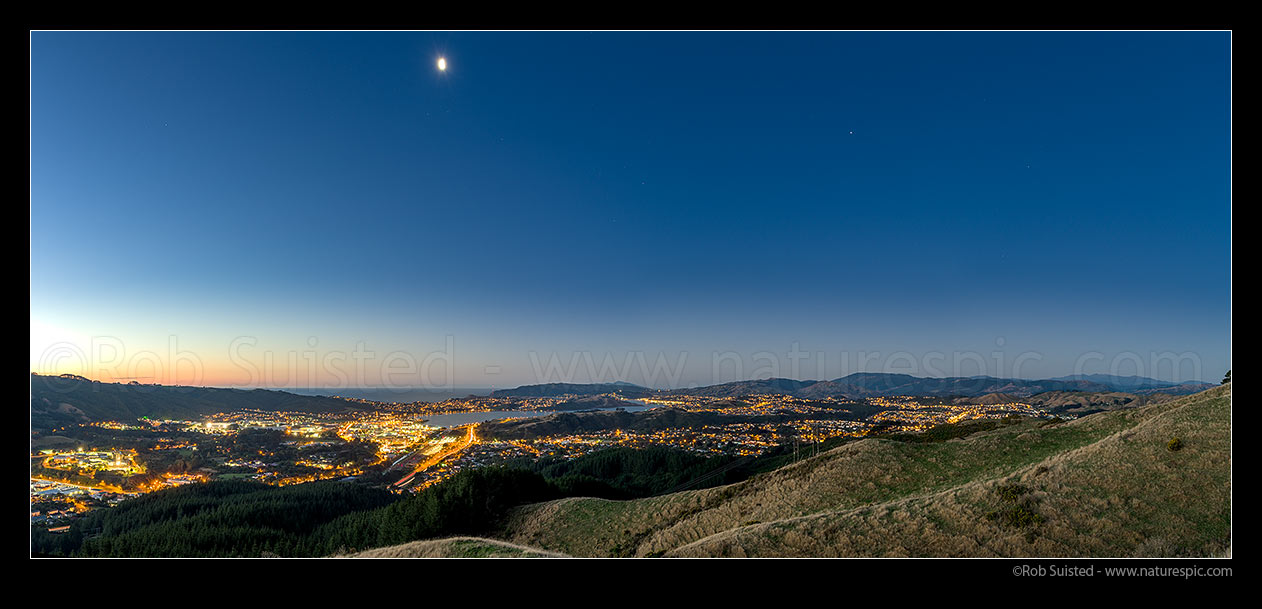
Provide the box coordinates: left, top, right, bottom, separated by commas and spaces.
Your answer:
988, 482, 1044, 531
1167, 438, 1183, 452
1002, 505, 1045, 528
996, 483, 1032, 503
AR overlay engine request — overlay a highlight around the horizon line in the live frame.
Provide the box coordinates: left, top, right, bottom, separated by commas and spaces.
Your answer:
30, 371, 1216, 390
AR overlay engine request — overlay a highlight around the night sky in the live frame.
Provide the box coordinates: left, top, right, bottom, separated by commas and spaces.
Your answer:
30, 31, 1231, 388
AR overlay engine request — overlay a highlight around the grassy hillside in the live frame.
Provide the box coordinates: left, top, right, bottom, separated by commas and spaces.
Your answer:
345, 537, 566, 558
486, 384, 1229, 557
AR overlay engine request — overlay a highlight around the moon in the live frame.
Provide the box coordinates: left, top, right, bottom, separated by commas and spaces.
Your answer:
437, 57, 447, 72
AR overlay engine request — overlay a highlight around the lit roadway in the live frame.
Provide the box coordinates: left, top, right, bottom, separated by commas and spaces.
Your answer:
29, 476, 138, 496
392, 424, 478, 489
34, 454, 139, 495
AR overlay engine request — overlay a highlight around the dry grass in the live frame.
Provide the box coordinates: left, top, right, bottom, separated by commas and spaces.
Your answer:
496, 385, 1229, 557
664, 386, 1230, 557
342, 536, 566, 558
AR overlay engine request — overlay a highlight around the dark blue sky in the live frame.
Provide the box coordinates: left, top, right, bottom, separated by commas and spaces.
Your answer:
30, 31, 1231, 388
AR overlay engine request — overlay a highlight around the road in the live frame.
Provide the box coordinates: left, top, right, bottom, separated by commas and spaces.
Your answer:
392, 424, 478, 489
30, 476, 138, 496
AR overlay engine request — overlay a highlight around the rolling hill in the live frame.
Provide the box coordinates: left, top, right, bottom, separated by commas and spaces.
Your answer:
360, 384, 1230, 557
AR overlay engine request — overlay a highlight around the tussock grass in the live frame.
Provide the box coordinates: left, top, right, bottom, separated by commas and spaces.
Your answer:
343, 536, 566, 558
495, 385, 1229, 558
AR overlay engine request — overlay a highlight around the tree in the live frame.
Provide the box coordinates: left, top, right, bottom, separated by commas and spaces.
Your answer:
1222, 370, 1231, 385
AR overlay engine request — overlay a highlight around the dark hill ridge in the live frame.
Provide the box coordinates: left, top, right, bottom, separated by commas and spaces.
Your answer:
663, 378, 818, 398
30, 374, 358, 432
496, 373, 1212, 400
490, 382, 652, 398
792, 374, 1115, 399
1048, 374, 1207, 391
1008, 390, 1180, 417
550, 395, 641, 411
1133, 382, 1217, 396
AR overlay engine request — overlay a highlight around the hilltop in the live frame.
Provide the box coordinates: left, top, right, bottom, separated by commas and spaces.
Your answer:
362, 384, 1230, 557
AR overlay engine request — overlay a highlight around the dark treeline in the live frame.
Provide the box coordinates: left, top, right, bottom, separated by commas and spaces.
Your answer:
511, 446, 757, 499
32, 446, 768, 557
309, 467, 558, 555
31, 480, 397, 557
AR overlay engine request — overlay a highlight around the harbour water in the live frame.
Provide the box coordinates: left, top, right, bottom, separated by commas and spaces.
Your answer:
420, 404, 653, 428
